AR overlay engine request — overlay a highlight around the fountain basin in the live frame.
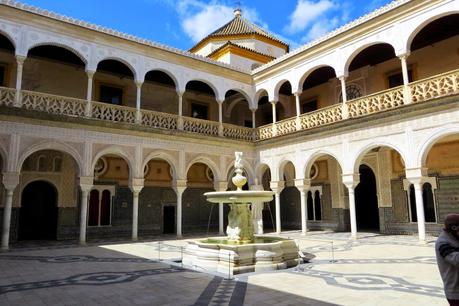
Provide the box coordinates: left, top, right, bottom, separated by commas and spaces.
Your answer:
182, 236, 300, 275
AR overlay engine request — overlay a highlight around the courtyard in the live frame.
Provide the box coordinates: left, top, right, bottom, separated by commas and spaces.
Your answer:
0, 231, 446, 306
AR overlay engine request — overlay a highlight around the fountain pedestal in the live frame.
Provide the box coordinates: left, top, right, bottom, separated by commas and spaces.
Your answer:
182, 152, 302, 275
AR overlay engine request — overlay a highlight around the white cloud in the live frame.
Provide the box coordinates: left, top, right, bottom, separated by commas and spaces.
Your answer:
174, 0, 269, 43
302, 17, 339, 41
285, 0, 337, 34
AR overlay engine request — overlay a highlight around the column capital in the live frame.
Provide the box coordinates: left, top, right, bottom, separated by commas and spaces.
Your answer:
294, 178, 311, 191
2, 172, 20, 191
397, 52, 410, 60
293, 91, 302, 97
214, 181, 228, 192
173, 179, 187, 194
176, 90, 185, 97
135, 80, 144, 87
270, 180, 284, 193
269, 100, 277, 105
342, 173, 359, 189
79, 176, 94, 192
337, 74, 348, 81
216, 98, 225, 105
15, 55, 26, 65
85, 70, 96, 78
130, 178, 145, 193
405, 167, 428, 183
250, 107, 257, 113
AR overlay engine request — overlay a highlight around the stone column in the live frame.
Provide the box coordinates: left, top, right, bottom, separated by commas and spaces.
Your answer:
14, 55, 26, 107
131, 179, 144, 241
251, 109, 256, 128
294, 92, 302, 130
217, 99, 224, 136
85, 70, 95, 117
399, 53, 412, 105
1, 172, 19, 250
177, 91, 184, 130
295, 179, 311, 236
406, 168, 428, 242
174, 180, 187, 238
343, 173, 359, 239
79, 176, 93, 245
339, 76, 349, 119
271, 101, 277, 136
270, 181, 284, 234
135, 81, 143, 124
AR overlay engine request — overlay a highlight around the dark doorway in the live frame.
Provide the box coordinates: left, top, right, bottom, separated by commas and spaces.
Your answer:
19, 181, 58, 240
355, 165, 380, 231
163, 206, 175, 234
262, 201, 275, 232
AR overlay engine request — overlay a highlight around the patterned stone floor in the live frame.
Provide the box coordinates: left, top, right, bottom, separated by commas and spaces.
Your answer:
0, 231, 448, 305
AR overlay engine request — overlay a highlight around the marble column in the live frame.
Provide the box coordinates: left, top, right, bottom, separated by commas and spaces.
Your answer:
295, 179, 311, 236
177, 91, 184, 130
271, 181, 284, 234
294, 92, 302, 130
1, 172, 19, 250
343, 173, 359, 239
217, 100, 224, 136
135, 81, 143, 123
399, 53, 412, 105
174, 180, 187, 238
85, 70, 95, 117
339, 76, 349, 119
79, 176, 93, 245
131, 180, 144, 241
14, 55, 26, 107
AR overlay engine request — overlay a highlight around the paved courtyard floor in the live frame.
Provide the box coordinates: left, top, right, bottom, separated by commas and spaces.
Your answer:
0, 231, 447, 305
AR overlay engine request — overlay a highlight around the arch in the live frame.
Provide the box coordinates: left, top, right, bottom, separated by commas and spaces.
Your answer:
297, 64, 337, 93
303, 150, 343, 179
186, 156, 221, 182
224, 88, 252, 107
26, 42, 88, 65
417, 126, 459, 168
405, 11, 459, 53
255, 88, 269, 104
343, 41, 397, 74
142, 151, 178, 181
272, 79, 292, 101
352, 141, 407, 173
0, 30, 16, 50
92, 146, 133, 177
95, 57, 137, 80
17, 141, 82, 176
185, 79, 219, 100
142, 68, 179, 89
255, 163, 271, 183
278, 158, 296, 182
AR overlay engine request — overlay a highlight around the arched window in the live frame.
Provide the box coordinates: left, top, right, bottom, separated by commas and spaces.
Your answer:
100, 190, 112, 226
37, 155, 47, 172
53, 157, 62, 172
88, 190, 99, 226
409, 184, 417, 222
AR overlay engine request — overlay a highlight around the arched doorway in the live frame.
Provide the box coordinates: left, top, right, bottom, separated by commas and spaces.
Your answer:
19, 181, 58, 240
355, 165, 379, 231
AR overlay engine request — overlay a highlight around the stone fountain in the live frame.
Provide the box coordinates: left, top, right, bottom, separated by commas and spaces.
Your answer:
182, 152, 300, 275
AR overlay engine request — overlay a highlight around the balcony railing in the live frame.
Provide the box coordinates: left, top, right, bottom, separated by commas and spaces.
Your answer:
0, 68, 458, 142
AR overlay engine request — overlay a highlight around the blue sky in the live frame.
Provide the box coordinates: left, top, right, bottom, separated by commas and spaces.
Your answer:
22, 0, 393, 51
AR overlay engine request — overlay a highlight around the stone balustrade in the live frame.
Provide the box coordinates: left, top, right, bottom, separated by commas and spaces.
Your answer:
0, 68, 458, 141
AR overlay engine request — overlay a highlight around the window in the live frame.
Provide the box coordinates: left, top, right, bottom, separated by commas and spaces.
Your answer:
307, 191, 314, 221
388, 69, 413, 88
53, 157, 62, 172
88, 189, 112, 226
302, 99, 318, 114
314, 190, 322, 221
408, 183, 437, 223
37, 155, 47, 172
99, 85, 123, 105
191, 103, 208, 120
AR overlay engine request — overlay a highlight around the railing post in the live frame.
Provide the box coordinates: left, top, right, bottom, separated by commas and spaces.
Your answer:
14, 55, 26, 107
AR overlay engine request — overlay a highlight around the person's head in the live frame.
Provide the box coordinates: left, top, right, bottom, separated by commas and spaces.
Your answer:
444, 213, 459, 240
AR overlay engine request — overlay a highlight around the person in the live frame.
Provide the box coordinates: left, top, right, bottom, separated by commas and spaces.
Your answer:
436, 213, 459, 306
